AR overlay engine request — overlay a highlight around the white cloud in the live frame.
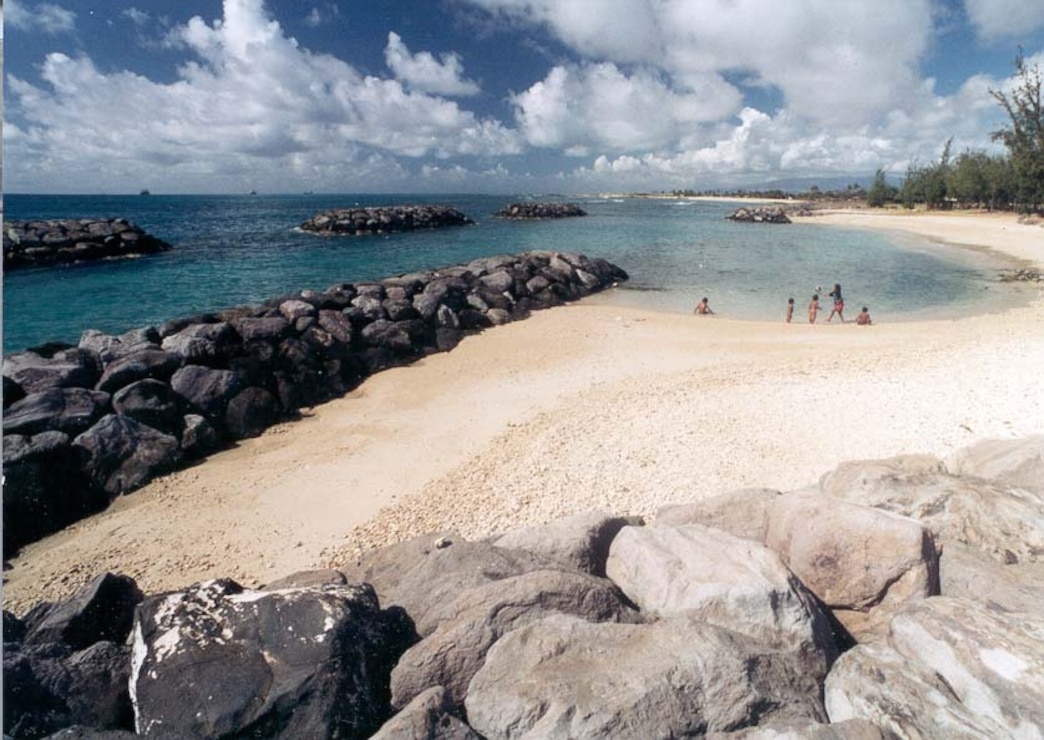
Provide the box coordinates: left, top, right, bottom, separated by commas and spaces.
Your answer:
465, 0, 663, 63
6, 0, 520, 193
5, 1, 76, 34
964, 0, 1044, 41
468, 0, 932, 127
384, 32, 481, 96
303, 3, 339, 29
511, 62, 742, 154
122, 8, 150, 27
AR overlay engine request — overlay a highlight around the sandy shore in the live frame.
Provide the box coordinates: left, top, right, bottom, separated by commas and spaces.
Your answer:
3, 210, 1043, 615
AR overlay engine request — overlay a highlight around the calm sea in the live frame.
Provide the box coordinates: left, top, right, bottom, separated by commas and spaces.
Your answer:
2, 193, 1026, 354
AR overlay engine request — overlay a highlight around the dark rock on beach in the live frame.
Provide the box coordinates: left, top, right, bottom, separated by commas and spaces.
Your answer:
3, 219, 172, 270
726, 206, 792, 224
300, 205, 475, 235
1, 251, 627, 557
495, 201, 587, 219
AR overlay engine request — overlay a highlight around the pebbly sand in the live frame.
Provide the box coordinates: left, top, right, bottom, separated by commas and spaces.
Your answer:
3, 209, 1043, 615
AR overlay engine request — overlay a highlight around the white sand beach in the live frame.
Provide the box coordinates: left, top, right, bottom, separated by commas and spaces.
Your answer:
3, 209, 1043, 614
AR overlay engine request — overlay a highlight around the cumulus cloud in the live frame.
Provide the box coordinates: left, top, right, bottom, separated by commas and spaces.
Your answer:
465, 0, 663, 63
511, 62, 742, 154
5, 1, 76, 34
468, 0, 932, 127
384, 32, 481, 96
964, 0, 1044, 41
6, 0, 520, 192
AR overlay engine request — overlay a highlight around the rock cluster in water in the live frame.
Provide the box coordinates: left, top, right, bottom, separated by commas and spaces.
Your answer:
3, 219, 172, 270
1, 251, 628, 559
495, 202, 587, 219
4, 436, 1042, 739
726, 206, 792, 224
299, 205, 475, 235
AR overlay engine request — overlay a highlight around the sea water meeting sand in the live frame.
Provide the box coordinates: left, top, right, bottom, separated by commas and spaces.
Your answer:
3, 207, 1043, 614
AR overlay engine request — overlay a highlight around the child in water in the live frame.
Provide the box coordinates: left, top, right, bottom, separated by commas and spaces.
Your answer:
808, 294, 820, 324
856, 306, 872, 325
785, 297, 794, 323
694, 297, 714, 315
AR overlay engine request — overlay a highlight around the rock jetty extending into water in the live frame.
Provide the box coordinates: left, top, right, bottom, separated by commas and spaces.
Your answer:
3, 435, 1041, 739
726, 206, 792, 224
495, 202, 587, 219
299, 205, 474, 235
3, 219, 173, 270
1, 251, 627, 559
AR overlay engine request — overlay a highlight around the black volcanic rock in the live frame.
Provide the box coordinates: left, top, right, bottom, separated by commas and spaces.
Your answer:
496, 202, 587, 219
300, 205, 475, 235
3, 219, 172, 270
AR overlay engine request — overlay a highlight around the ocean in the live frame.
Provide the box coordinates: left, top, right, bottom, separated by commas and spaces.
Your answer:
2, 193, 1025, 355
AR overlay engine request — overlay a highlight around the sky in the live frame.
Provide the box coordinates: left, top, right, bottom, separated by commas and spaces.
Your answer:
3, 0, 1044, 194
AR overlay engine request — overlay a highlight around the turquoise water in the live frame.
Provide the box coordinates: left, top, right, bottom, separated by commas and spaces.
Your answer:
2, 193, 1023, 354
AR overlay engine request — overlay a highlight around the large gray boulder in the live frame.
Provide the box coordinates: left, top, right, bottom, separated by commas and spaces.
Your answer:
389, 569, 639, 709
23, 573, 143, 651
3, 388, 111, 437
764, 491, 940, 641
705, 719, 898, 739
2, 431, 98, 558
939, 542, 1044, 613
94, 349, 181, 395
2, 348, 101, 395
819, 454, 1044, 564
130, 579, 409, 739
79, 327, 161, 364
606, 523, 838, 675
465, 613, 828, 739
73, 415, 181, 497
3, 641, 134, 738
944, 435, 1044, 492
371, 686, 480, 740
110, 379, 183, 437
160, 322, 238, 364
341, 536, 566, 638
169, 364, 243, 427
825, 597, 1044, 738
491, 510, 639, 576
655, 488, 783, 541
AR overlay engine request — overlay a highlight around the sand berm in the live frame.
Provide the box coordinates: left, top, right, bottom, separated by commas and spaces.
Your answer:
4, 208, 1043, 615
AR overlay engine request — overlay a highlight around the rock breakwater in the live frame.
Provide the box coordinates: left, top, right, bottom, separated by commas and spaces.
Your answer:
299, 205, 474, 235
3, 219, 172, 270
495, 202, 587, 219
726, 206, 792, 224
1, 251, 627, 558
4, 436, 1041, 739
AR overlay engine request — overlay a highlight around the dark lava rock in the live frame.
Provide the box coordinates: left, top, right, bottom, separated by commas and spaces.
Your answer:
495, 202, 587, 219
300, 205, 475, 235
23, 573, 143, 650
73, 415, 182, 497
110, 379, 183, 437
3, 389, 111, 437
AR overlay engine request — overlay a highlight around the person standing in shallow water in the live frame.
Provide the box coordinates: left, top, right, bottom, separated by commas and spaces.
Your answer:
694, 297, 714, 315
827, 283, 845, 323
785, 297, 794, 323
808, 294, 820, 324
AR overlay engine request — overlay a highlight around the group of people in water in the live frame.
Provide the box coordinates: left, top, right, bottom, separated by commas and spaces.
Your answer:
695, 283, 873, 325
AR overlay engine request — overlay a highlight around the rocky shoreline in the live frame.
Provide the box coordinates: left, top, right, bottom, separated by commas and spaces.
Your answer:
4, 435, 1041, 738
495, 202, 587, 219
2, 251, 627, 559
3, 219, 173, 270
726, 206, 792, 224
299, 205, 475, 235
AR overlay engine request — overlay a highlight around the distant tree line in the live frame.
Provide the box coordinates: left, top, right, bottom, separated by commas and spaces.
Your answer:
871, 52, 1042, 214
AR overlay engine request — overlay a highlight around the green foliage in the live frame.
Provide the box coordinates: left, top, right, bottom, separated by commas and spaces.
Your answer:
866, 168, 897, 207
990, 51, 1044, 213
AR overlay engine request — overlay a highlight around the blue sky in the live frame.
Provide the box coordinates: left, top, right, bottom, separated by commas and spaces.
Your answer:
4, 0, 1044, 194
